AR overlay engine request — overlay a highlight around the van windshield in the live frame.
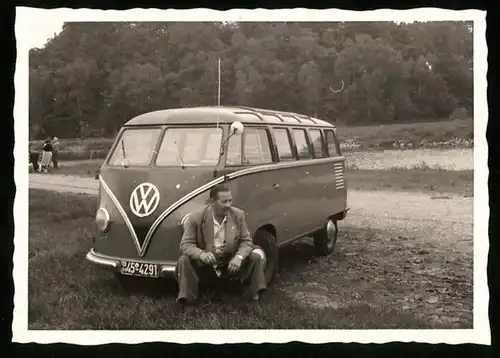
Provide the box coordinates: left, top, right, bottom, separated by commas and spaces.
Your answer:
108, 128, 161, 166
155, 127, 223, 167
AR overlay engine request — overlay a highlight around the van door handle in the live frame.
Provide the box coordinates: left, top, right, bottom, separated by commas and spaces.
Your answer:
273, 183, 280, 189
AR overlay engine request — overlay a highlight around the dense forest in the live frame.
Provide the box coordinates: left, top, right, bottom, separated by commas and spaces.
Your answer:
28, 21, 473, 139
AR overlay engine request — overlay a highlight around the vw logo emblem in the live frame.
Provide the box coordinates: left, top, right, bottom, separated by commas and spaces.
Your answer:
129, 183, 160, 218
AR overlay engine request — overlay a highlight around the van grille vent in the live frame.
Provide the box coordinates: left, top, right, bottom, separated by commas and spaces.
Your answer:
334, 162, 344, 190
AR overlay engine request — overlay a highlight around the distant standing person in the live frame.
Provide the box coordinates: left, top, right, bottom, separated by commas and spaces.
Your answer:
29, 147, 39, 172
51, 136, 60, 169
40, 137, 53, 173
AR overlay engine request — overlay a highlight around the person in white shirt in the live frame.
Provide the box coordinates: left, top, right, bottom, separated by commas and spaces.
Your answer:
175, 185, 266, 304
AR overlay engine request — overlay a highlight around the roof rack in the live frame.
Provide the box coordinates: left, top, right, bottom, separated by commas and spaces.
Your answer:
232, 106, 318, 124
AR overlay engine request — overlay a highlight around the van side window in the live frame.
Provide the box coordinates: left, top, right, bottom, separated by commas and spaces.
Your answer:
226, 135, 242, 166
324, 129, 340, 157
273, 128, 294, 161
243, 128, 272, 165
308, 129, 326, 158
292, 129, 312, 159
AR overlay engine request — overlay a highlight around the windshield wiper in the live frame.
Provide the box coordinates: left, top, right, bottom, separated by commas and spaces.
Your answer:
121, 138, 128, 168
174, 140, 185, 169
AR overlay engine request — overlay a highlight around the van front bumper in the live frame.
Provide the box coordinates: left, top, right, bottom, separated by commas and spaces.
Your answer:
85, 248, 177, 278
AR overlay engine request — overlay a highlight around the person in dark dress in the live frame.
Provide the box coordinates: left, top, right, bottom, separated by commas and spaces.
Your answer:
29, 148, 39, 172
40, 138, 53, 172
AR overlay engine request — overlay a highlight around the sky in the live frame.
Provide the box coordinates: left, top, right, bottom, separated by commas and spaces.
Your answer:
26, 19, 64, 49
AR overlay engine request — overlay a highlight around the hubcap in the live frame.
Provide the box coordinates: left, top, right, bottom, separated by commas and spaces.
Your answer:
326, 220, 338, 248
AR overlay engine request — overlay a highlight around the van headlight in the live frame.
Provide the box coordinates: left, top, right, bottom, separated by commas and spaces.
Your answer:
96, 208, 111, 232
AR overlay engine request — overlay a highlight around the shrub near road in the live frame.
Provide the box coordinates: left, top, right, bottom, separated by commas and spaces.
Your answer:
28, 188, 472, 330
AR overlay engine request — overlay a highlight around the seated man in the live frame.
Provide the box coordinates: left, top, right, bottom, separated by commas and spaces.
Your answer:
175, 184, 266, 304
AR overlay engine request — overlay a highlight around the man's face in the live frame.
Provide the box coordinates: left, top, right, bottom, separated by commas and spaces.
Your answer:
213, 190, 232, 216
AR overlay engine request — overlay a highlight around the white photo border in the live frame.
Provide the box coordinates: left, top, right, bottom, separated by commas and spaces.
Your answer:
13, 6, 490, 346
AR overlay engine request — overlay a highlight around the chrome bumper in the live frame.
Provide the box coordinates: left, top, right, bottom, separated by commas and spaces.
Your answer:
85, 249, 177, 277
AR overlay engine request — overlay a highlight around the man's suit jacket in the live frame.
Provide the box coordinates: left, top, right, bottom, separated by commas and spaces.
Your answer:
179, 205, 254, 261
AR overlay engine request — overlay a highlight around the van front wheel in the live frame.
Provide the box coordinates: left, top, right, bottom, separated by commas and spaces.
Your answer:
253, 228, 279, 285
313, 219, 338, 256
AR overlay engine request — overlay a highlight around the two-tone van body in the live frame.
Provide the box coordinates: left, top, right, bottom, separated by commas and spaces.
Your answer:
86, 106, 348, 287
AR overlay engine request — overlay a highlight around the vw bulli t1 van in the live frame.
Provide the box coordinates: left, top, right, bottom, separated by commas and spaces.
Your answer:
85, 106, 349, 288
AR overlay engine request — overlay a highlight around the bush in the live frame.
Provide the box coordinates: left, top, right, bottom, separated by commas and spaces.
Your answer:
449, 107, 469, 120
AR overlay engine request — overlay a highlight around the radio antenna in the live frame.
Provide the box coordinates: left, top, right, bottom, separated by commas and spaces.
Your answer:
218, 57, 221, 107
217, 57, 221, 130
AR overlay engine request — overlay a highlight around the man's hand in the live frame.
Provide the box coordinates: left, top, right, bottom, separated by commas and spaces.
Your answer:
228, 255, 243, 274
200, 252, 217, 265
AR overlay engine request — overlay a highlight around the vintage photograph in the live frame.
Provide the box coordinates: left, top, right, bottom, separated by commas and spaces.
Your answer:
14, 7, 488, 344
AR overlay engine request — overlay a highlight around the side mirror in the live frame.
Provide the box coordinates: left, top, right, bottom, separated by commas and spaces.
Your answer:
219, 121, 244, 158
230, 121, 244, 136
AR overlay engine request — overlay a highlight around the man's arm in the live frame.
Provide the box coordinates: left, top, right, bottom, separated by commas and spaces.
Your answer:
234, 211, 254, 260
179, 214, 204, 260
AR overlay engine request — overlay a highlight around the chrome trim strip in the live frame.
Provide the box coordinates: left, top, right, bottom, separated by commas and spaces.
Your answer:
229, 156, 345, 176
142, 176, 226, 257
143, 156, 346, 256
99, 175, 143, 256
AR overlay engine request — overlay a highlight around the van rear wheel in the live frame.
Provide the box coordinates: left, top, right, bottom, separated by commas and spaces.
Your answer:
253, 228, 279, 285
313, 219, 338, 256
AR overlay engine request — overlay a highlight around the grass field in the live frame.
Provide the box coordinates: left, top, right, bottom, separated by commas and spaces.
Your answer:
29, 118, 474, 161
28, 188, 473, 330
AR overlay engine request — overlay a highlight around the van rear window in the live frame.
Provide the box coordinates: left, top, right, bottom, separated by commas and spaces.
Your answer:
108, 128, 161, 166
324, 129, 340, 157
155, 127, 223, 166
308, 129, 326, 158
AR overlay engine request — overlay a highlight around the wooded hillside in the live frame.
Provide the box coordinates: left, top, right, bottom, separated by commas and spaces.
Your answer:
29, 21, 473, 139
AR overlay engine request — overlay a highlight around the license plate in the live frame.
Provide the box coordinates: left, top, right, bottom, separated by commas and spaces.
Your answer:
120, 261, 159, 278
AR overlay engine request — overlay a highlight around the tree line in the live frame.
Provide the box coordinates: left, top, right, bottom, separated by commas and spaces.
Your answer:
29, 21, 473, 139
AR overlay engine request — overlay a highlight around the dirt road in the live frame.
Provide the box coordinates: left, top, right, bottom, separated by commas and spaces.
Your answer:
29, 173, 99, 196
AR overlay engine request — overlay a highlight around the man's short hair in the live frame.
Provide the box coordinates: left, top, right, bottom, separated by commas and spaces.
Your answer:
209, 184, 231, 200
